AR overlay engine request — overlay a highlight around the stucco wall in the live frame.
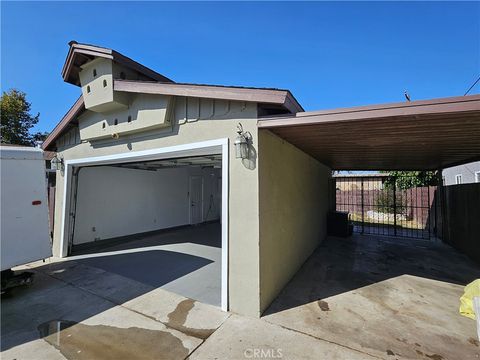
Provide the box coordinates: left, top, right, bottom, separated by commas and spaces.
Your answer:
73, 166, 220, 245
258, 130, 331, 313
52, 96, 260, 317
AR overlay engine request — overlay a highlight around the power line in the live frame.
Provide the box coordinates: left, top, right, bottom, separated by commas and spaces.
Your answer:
464, 75, 480, 96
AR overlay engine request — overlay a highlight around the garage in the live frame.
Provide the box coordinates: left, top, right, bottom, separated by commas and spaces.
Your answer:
43, 41, 480, 320
60, 140, 229, 310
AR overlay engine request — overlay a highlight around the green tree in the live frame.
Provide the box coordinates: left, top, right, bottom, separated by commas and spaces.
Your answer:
383, 171, 438, 190
32, 131, 50, 143
0, 89, 41, 146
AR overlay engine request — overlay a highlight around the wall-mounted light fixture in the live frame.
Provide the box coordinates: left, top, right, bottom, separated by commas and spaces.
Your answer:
51, 155, 64, 172
234, 123, 252, 160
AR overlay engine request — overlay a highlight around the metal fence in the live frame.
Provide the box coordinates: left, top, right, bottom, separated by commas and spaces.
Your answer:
335, 175, 438, 239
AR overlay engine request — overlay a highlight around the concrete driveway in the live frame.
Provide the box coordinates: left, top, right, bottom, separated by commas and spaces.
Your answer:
2, 234, 480, 359
264, 234, 480, 360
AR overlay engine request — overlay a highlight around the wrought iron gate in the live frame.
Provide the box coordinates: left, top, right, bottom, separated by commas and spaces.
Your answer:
335, 175, 438, 239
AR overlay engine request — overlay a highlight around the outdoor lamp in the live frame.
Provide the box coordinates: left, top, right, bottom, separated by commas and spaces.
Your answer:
51, 155, 64, 171
234, 123, 252, 160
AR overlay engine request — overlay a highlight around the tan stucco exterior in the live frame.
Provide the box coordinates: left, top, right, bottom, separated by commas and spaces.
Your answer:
258, 130, 331, 313
50, 44, 332, 318
52, 96, 261, 317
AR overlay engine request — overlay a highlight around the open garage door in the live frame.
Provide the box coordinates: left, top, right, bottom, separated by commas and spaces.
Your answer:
60, 139, 229, 310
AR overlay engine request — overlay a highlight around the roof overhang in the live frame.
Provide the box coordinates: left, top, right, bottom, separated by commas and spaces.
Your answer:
42, 96, 84, 151
62, 41, 173, 86
114, 80, 303, 113
258, 95, 480, 170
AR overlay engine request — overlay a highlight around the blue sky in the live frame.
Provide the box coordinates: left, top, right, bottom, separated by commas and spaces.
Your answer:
1, 1, 479, 133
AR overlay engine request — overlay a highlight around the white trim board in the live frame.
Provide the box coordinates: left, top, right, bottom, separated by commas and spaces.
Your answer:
60, 138, 229, 311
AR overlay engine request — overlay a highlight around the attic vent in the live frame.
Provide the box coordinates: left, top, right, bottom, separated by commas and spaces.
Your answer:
103, 79, 107, 87
93, 69, 97, 77
102, 122, 106, 129
127, 115, 132, 123
114, 119, 118, 125
120, 72, 126, 80
86, 85, 91, 93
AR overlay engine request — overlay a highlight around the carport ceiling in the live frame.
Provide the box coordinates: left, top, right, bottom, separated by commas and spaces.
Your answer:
110, 155, 222, 171
258, 95, 480, 170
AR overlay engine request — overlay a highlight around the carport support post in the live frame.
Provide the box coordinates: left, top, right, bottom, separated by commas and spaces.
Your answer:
361, 177, 364, 234
393, 180, 397, 236
437, 169, 446, 241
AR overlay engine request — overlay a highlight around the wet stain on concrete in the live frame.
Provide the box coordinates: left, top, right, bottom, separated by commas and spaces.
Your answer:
386, 349, 395, 356
416, 349, 444, 360
425, 354, 444, 360
166, 299, 215, 339
317, 300, 330, 311
38, 320, 189, 360
469, 337, 480, 347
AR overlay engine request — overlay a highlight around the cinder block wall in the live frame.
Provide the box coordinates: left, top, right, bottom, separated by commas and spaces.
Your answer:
258, 130, 331, 314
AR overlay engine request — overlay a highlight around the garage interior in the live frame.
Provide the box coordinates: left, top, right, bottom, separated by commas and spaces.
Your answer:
66, 154, 223, 307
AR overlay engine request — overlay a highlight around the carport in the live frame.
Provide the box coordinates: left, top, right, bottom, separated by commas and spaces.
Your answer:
258, 94, 480, 249
60, 139, 229, 310
259, 94, 480, 170
258, 94, 480, 359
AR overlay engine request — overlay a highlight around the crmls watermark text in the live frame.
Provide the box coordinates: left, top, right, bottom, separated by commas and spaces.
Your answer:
244, 348, 283, 358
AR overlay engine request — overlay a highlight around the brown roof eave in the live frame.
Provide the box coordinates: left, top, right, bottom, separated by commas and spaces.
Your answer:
62, 42, 173, 86
258, 94, 480, 128
114, 80, 300, 112
42, 96, 85, 151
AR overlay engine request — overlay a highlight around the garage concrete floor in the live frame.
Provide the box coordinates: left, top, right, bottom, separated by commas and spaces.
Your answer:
2, 233, 480, 360
71, 222, 222, 307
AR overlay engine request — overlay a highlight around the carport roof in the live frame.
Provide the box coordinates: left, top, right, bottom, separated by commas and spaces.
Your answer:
258, 94, 480, 170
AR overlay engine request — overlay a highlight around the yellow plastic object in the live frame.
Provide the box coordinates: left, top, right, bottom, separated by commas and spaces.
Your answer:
460, 279, 480, 320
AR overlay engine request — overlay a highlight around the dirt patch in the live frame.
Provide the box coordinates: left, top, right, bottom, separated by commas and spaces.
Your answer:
386, 349, 395, 356
317, 300, 330, 311
38, 320, 189, 360
469, 337, 480, 347
167, 299, 216, 339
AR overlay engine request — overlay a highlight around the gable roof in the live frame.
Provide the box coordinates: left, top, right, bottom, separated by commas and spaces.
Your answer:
42, 80, 303, 151
43, 41, 303, 151
62, 41, 173, 85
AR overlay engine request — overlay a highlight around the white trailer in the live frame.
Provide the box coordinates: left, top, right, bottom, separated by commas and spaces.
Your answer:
1, 146, 52, 290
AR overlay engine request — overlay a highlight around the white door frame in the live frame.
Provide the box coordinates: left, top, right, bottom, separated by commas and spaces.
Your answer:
189, 175, 204, 225
60, 138, 229, 311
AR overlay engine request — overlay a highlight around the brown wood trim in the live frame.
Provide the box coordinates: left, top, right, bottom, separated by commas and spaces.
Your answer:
114, 80, 299, 110
42, 96, 85, 151
259, 94, 480, 128
111, 51, 173, 83
283, 90, 304, 113
62, 42, 173, 85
